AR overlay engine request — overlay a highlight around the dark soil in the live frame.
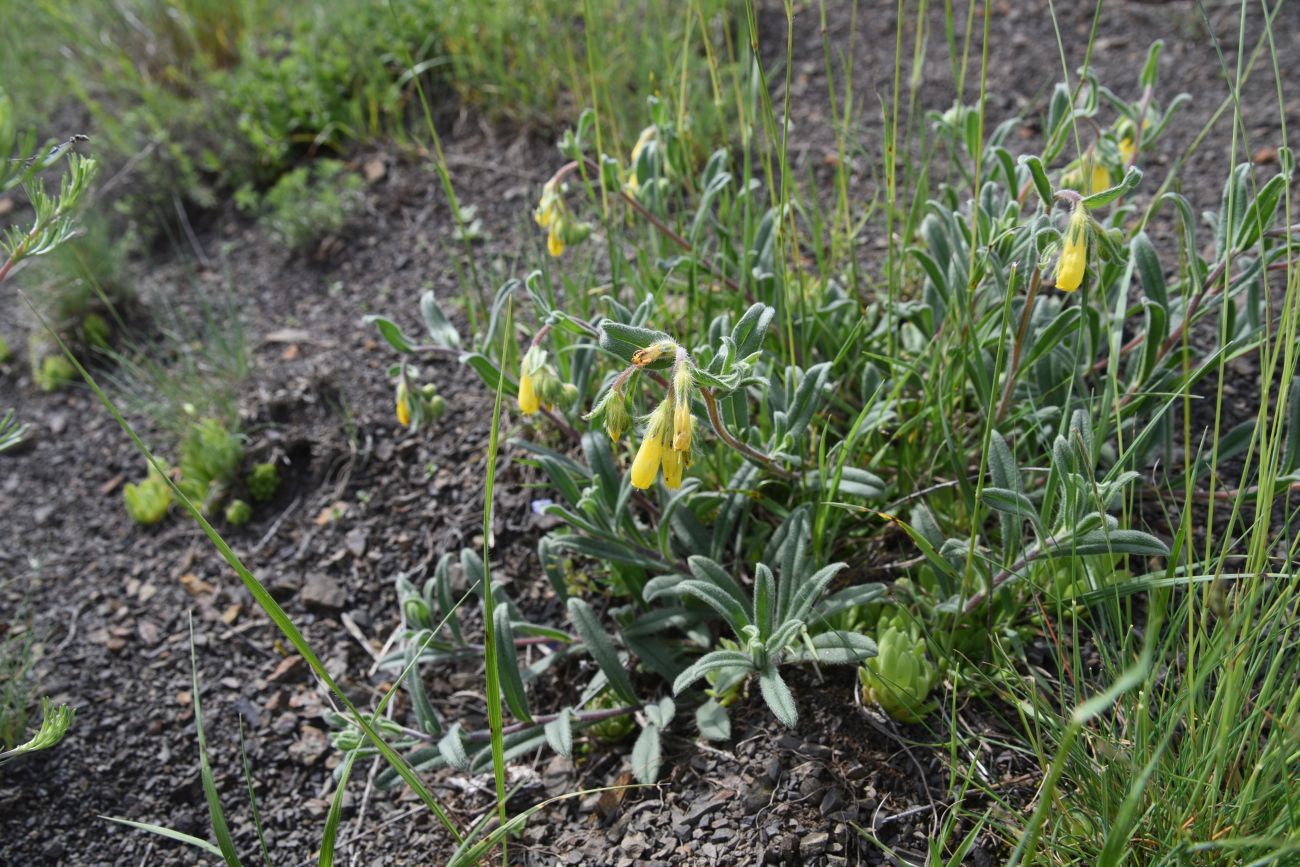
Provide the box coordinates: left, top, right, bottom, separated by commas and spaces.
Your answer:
2, 2, 1297, 865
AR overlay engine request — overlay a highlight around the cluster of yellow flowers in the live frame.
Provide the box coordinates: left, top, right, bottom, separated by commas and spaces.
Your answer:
395, 379, 447, 428
630, 348, 696, 490
517, 345, 578, 416
533, 177, 592, 257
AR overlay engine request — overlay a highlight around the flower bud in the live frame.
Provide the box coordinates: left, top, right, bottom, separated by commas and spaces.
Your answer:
631, 338, 676, 367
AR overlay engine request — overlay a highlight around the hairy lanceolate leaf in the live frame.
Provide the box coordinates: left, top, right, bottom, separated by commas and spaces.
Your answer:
420, 290, 462, 349
544, 709, 574, 759
630, 723, 662, 784
1049, 529, 1170, 559
787, 563, 848, 625
672, 650, 755, 695
438, 724, 471, 771
598, 321, 675, 368
493, 605, 532, 724
676, 579, 751, 634
695, 699, 732, 741
758, 666, 798, 728
687, 555, 750, 613
788, 631, 877, 665
731, 303, 775, 357
567, 598, 638, 705
365, 315, 416, 354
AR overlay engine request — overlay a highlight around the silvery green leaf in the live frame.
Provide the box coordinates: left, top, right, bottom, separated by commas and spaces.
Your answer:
544, 709, 574, 759
672, 650, 755, 695
493, 604, 532, 724
758, 666, 798, 728
419, 290, 461, 348
437, 724, 469, 771
696, 699, 731, 742
789, 630, 877, 665
631, 723, 662, 784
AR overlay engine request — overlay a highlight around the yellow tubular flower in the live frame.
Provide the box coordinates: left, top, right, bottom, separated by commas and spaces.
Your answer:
396, 382, 411, 427
534, 178, 558, 228
630, 399, 672, 489
547, 225, 564, 257
661, 447, 683, 489
1089, 161, 1111, 195
518, 355, 541, 415
673, 401, 693, 452
631, 433, 663, 489
1055, 205, 1089, 292
630, 126, 655, 164
671, 356, 694, 451
1119, 136, 1136, 165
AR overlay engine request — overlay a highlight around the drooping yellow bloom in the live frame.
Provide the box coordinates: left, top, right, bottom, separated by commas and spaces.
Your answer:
1089, 162, 1111, 195
631, 433, 664, 489
661, 446, 683, 489
547, 226, 564, 257
1118, 136, 1136, 166
624, 126, 656, 197
396, 383, 411, 427
518, 355, 541, 415
1054, 205, 1089, 292
630, 398, 672, 489
630, 126, 655, 165
534, 178, 559, 229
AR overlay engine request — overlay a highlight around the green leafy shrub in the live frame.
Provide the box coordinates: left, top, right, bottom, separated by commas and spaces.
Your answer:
244, 159, 364, 253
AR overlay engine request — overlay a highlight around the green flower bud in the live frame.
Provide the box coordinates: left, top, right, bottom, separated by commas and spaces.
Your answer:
426, 394, 447, 420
